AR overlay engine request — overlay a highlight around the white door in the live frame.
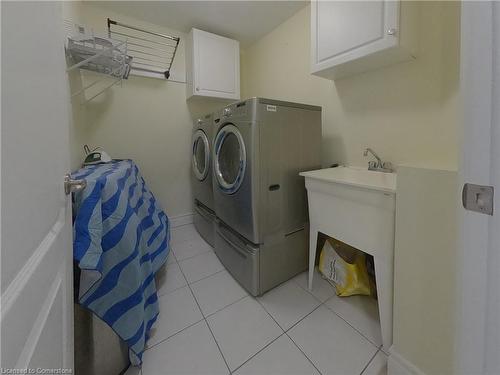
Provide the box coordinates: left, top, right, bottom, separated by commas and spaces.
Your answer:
456, 2, 499, 374
1, 2, 74, 372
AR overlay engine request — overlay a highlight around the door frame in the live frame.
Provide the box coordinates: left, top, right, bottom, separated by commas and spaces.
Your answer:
455, 2, 498, 373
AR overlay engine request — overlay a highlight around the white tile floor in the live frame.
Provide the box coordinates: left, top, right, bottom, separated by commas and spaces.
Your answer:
125, 224, 387, 375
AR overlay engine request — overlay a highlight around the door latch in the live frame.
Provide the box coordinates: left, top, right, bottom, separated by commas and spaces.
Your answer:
462, 183, 494, 215
64, 174, 87, 195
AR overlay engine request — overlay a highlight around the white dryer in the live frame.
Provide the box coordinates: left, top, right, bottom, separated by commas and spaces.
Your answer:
191, 113, 215, 246
212, 98, 322, 295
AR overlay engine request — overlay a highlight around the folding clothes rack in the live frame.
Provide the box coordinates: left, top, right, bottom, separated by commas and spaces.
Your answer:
107, 18, 180, 79
65, 19, 132, 103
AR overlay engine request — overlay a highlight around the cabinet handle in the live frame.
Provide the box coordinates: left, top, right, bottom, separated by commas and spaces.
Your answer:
196, 87, 200, 91
387, 28, 397, 36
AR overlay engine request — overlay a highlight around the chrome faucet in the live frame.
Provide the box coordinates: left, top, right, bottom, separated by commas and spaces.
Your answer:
363, 148, 393, 173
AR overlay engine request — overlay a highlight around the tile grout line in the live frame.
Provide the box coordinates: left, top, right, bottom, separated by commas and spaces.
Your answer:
172, 247, 214, 263
147, 245, 206, 352
359, 348, 381, 375
322, 300, 381, 350
204, 294, 249, 319
144, 316, 205, 352
164, 248, 224, 295
284, 316, 324, 375
253, 296, 324, 375
155, 267, 185, 299
163, 236, 248, 374
221, 275, 330, 375
162, 268, 247, 317
294, 269, 382, 350
281, 301, 325, 375
208, 292, 291, 374
284, 302, 323, 333
291, 269, 336, 304
155, 253, 187, 300
156, 283, 185, 299
170, 226, 213, 256
187, 267, 226, 286
162, 241, 380, 374
284, 331, 324, 375
229, 331, 288, 374
171, 222, 196, 230
275, 283, 373, 375
202, 319, 232, 375
254, 277, 378, 375
188, 289, 232, 375
253, 296, 286, 332
173, 247, 233, 375
195, 289, 321, 375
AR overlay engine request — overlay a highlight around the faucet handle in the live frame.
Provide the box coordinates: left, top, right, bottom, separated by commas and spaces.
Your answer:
382, 162, 394, 172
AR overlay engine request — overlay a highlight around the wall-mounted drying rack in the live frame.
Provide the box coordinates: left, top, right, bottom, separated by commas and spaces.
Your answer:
107, 18, 180, 80
65, 23, 132, 103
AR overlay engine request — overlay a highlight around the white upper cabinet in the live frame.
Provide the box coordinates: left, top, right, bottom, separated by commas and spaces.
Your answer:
186, 28, 240, 100
311, 0, 418, 79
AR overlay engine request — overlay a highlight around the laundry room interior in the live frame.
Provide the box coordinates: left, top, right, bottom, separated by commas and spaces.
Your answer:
3, 1, 476, 375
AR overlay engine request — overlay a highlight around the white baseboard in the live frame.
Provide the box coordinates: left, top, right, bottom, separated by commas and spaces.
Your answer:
388, 346, 426, 375
169, 212, 194, 228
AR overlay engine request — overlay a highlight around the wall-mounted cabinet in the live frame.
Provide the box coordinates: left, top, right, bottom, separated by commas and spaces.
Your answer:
311, 0, 418, 80
186, 28, 240, 100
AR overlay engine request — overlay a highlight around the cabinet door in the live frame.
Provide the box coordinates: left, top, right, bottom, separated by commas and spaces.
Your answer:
311, 0, 399, 73
194, 30, 240, 99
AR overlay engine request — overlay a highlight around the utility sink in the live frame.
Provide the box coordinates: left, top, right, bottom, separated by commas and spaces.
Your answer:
300, 166, 397, 352
299, 166, 396, 193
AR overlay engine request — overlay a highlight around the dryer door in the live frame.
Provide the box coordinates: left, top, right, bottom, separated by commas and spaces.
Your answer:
214, 124, 246, 194
192, 129, 210, 181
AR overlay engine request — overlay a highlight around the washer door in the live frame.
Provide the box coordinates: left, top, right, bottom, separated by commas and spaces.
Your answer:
214, 124, 246, 194
192, 129, 210, 181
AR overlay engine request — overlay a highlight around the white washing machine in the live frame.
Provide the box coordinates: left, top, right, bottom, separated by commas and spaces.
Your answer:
212, 98, 322, 295
191, 113, 216, 246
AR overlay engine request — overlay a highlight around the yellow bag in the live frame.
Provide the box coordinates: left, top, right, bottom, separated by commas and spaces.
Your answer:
319, 238, 371, 297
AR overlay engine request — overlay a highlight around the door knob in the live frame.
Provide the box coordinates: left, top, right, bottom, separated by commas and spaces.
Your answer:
64, 174, 87, 195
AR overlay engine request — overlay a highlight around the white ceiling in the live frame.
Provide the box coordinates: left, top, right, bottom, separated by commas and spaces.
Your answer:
89, 1, 307, 47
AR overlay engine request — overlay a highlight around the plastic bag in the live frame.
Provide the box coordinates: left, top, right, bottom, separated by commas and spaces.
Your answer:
318, 238, 371, 297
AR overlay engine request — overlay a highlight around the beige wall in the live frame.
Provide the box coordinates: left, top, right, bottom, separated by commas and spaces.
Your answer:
63, 7, 462, 372
241, 3, 461, 375
63, 2, 225, 219
64, 1, 461, 218
393, 166, 457, 375
241, 2, 460, 170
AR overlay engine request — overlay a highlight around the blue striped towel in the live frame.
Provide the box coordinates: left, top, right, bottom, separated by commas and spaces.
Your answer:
72, 160, 170, 365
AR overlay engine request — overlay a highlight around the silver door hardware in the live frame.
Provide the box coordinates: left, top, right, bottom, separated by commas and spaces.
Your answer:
64, 174, 87, 195
462, 183, 494, 215
387, 28, 397, 36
